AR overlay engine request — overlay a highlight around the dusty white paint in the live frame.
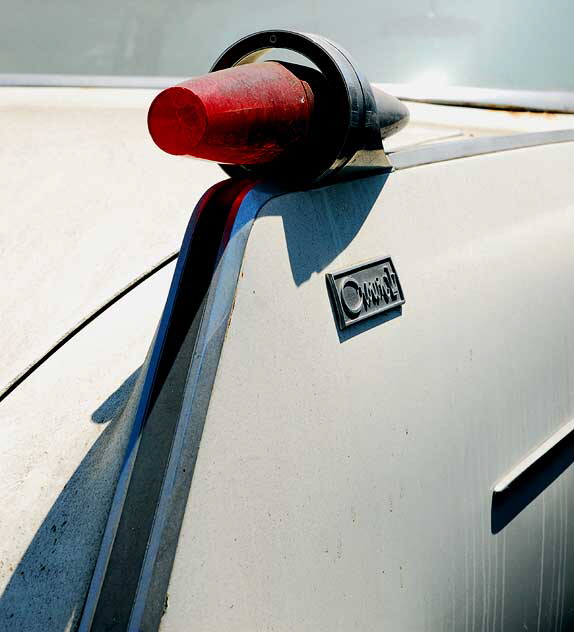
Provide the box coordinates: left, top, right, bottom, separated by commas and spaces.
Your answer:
0, 87, 220, 394
1, 86, 570, 398
162, 142, 574, 630
0, 261, 174, 630
0, 87, 568, 398
1, 85, 574, 628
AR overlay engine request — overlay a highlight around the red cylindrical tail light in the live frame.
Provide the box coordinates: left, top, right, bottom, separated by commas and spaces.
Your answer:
148, 62, 315, 164
148, 30, 410, 183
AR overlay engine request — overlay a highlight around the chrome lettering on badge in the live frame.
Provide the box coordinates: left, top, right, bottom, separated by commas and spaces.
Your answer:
326, 256, 405, 330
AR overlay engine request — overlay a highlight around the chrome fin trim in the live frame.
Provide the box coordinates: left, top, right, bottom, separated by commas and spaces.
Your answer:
78, 181, 284, 631
128, 184, 283, 630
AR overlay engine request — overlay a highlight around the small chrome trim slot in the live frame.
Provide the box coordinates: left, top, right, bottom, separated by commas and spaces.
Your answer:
494, 419, 574, 494
491, 418, 574, 533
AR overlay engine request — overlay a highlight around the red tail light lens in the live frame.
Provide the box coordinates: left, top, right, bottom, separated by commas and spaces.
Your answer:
147, 30, 410, 183
147, 62, 315, 164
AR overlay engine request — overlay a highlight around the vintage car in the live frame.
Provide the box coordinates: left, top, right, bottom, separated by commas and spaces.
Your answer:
1, 4, 574, 631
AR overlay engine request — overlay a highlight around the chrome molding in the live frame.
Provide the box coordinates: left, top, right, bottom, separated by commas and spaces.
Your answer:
2, 73, 574, 115
78, 181, 284, 631
389, 128, 574, 170
128, 183, 283, 631
0, 74, 184, 89
77, 190, 211, 631
378, 83, 574, 114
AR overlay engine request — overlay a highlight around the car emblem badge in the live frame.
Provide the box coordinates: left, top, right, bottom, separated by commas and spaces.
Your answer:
326, 256, 405, 330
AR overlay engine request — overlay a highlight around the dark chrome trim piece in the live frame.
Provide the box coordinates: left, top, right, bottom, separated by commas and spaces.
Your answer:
389, 128, 574, 170
210, 30, 397, 183
0, 252, 178, 405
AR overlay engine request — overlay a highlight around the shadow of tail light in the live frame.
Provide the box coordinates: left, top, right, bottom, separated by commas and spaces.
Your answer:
147, 29, 409, 184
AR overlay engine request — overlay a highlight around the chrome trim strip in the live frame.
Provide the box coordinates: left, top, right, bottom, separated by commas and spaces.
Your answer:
389, 128, 574, 170
494, 419, 574, 494
0, 74, 183, 88
378, 83, 574, 114
78, 181, 283, 630
2, 74, 574, 114
127, 183, 283, 630
77, 190, 212, 631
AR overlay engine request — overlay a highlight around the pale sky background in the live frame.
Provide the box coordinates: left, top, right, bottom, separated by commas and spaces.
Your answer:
1, 0, 572, 90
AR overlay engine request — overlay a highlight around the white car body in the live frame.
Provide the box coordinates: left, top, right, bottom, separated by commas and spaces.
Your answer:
1, 84, 574, 630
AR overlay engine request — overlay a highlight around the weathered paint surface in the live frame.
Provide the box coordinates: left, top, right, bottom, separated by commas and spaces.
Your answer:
0, 262, 174, 630
162, 141, 574, 630
1, 86, 570, 399
1, 85, 574, 629
0, 87, 220, 395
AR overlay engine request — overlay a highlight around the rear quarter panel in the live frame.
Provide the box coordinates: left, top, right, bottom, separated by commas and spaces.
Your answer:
162, 141, 574, 630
